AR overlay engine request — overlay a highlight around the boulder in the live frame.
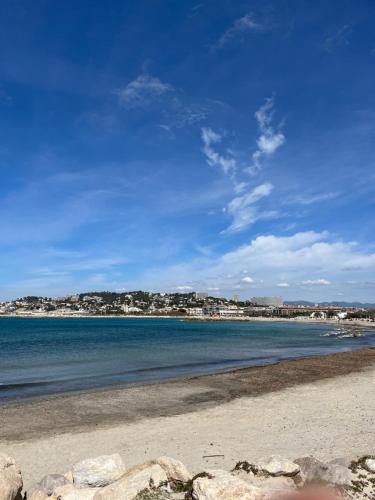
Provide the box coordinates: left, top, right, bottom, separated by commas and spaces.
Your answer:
294, 456, 325, 483
192, 469, 268, 500
329, 457, 352, 468
294, 456, 353, 487
257, 456, 300, 477
94, 464, 168, 500
28, 491, 56, 500
239, 473, 295, 492
0, 453, 23, 500
72, 454, 125, 488
55, 483, 100, 500
364, 458, 375, 473
153, 457, 192, 483
321, 463, 354, 487
29, 492, 60, 500
37, 473, 69, 495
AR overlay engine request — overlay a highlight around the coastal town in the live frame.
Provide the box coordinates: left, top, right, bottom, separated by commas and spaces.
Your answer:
1, 291, 374, 321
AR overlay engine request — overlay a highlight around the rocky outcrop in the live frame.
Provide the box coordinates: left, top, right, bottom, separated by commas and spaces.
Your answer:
28, 492, 55, 500
295, 456, 354, 486
364, 457, 375, 473
54, 483, 100, 499
72, 454, 126, 488
152, 456, 191, 484
256, 455, 300, 477
238, 473, 295, 492
93, 464, 168, 500
191, 469, 266, 500
36, 473, 69, 495
1, 451, 375, 500
0, 453, 23, 500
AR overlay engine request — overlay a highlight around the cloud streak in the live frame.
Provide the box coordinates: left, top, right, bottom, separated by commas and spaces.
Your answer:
301, 279, 331, 286
247, 96, 285, 175
201, 127, 236, 174
115, 74, 173, 109
290, 191, 338, 206
201, 96, 285, 234
215, 13, 267, 49
223, 182, 275, 233
115, 73, 210, 131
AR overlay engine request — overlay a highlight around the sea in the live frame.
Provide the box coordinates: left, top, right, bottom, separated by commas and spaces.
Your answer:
1, 316, 374, 401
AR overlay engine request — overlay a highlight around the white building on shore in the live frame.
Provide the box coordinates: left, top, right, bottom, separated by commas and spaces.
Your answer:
202, 305, 244, 317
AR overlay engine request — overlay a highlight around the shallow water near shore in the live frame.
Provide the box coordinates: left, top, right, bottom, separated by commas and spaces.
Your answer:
1, 316, 375, 401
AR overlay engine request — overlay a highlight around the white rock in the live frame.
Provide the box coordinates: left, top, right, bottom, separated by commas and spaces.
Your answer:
320, 463, 354, 486
364, 458, 375, 473
72, 454, 125, 488
28, 491, 56, 500
0, 453, 23, 500
37, 473, 68, 495
294, 456, 353, 487
257, 456, 300, 477
192, 470, 269, 500
93, 464, 168, 500
240, 473, 295, 492
55, 483, 99, 500
154, 456, 192, 483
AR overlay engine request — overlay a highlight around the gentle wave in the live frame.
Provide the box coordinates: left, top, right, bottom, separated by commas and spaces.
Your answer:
0, 355, 274, 394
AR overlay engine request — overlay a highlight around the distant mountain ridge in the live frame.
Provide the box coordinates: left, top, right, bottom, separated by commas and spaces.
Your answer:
285, 300, 375, 308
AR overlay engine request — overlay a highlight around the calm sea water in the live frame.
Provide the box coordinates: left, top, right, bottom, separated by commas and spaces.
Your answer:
0, 317, 374, 401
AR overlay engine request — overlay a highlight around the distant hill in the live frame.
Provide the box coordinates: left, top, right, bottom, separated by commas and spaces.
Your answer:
285, 300, 375, 308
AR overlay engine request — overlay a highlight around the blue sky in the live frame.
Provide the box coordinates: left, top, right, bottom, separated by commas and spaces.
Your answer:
1, 0, 375, 301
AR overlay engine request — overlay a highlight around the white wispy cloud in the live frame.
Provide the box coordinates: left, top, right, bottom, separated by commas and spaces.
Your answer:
115, 74, 174, 109
241, 276, 254, 284
223, 182, 275, 234
215, 13, 267, 49
115, 73, 210, 131
247, 96, 285, 175
290, 191, 338, 205
200, 119, 279, 233
301, 279, 331, 286
201, 127, 236, 174
277, 282, 290, 288
168, 101, 209, 129
233, 181, 248, 194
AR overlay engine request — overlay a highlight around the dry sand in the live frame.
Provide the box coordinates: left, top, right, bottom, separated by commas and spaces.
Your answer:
1, 348, 374, 489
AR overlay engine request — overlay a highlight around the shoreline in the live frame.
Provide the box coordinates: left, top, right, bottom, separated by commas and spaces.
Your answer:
1, 312, 375, 329
1, 347, 374, 443
1, 347, 375, 490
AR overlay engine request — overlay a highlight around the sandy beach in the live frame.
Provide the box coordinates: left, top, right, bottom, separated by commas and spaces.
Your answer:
1, 347, 374, 490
